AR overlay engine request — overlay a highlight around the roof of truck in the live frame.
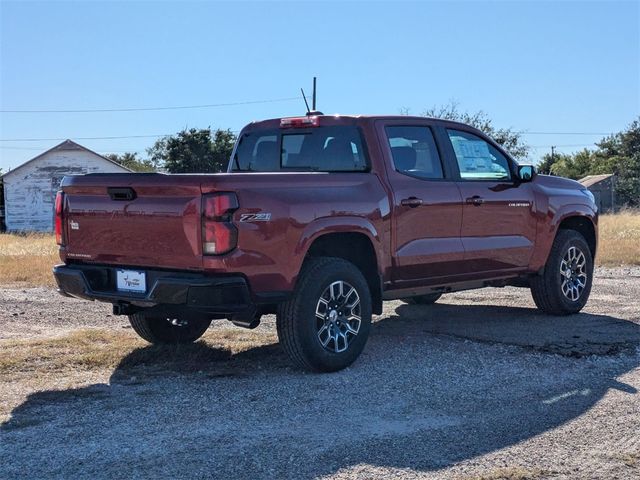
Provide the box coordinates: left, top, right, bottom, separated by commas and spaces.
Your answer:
244, 114, 475, 130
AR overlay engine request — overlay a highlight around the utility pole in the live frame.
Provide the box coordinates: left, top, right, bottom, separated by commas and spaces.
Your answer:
550, 146, 556, 175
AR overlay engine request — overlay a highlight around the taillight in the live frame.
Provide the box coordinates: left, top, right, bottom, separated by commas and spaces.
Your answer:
280, 116, 320, 128
203, 192, 239, 219
202, 223, 238, 255
202, 192, 239, 255
55, 191, 64, 245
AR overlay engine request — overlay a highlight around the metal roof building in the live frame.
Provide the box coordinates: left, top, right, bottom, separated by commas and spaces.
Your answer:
578, 174, 616, 213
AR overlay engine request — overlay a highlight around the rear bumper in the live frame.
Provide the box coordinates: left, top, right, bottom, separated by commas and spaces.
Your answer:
53, 264, 253, 315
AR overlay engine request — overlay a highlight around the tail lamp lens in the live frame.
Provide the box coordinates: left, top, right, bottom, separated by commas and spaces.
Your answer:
202, 192, 239, 255
203, 222, 238, 255
203, 192, 239, 219
55, 191, 64, 245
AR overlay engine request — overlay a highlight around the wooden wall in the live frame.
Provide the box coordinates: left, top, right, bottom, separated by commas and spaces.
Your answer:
587, 177, 616, 213
3, 150, 128, 232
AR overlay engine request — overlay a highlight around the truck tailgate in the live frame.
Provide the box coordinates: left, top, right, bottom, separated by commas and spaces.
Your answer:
61, 174, 203, 270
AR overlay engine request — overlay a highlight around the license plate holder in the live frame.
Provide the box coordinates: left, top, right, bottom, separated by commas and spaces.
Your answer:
116, 269, 146, 293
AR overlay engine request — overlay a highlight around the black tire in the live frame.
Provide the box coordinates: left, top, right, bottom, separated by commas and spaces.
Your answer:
530, 229, 594, 315
128, 312, 211, 344
402, 293, 442, 305
276, 257, 372, 372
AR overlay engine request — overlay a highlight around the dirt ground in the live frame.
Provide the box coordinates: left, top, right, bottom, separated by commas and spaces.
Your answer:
1, 267, 639, 479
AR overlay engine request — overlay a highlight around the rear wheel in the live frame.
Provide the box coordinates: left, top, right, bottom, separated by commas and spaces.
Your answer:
402, 293, 442, 305
128, 312, 211, 344
276, 257, 372, 372
530, 229, 593, 315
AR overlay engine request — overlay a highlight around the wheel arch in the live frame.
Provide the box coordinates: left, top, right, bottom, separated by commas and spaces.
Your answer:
557, 215, 597, 260
530, 204, 598, 272
296, 219, 384, 315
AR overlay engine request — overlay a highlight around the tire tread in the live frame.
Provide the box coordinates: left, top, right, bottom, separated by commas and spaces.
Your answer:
129, 312, 159, 343
530, 229, 593, 315
276, 257, 370, 372
128, 312, 211, 344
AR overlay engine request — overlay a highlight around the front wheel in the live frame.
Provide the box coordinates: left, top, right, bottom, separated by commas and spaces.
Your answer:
530, 230, 594, 315
276, 257, 372, 372
128, 312, 211, 344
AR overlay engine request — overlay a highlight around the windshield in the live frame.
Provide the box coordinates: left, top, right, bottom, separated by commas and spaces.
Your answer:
232, 126, 368, 172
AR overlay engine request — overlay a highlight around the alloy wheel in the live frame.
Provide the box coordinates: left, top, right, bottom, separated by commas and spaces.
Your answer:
315, 280, 362, 353
560, 246, 588, 301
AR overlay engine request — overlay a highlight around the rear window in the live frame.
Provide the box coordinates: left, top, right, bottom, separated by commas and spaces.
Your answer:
232, 126, 368, 172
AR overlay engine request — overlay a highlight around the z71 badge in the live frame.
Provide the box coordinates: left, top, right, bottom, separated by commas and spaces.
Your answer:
239, 213, 272, 222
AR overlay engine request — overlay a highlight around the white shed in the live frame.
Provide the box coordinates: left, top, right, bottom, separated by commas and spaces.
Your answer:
1, 140, 130, 232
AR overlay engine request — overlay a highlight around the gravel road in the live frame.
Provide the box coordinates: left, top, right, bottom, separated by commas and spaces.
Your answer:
1, 267, 639, 479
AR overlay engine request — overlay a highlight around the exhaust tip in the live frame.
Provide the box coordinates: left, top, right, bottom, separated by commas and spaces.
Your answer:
230, 312, 261, 329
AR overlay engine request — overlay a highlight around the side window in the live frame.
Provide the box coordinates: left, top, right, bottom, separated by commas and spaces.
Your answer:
447, 129, 511, 181
385, 126, 444, 180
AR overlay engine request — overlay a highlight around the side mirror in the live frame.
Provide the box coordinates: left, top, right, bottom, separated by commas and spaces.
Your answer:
517, 165, 535, 182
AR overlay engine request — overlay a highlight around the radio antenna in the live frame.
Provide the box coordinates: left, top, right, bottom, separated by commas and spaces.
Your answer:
312, 76, 317, 111
300, 88, 311, 114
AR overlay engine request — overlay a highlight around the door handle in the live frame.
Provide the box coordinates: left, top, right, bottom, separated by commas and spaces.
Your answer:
108, 187, 137, 201
466, 195, 484, 206
401, 197, 423, 208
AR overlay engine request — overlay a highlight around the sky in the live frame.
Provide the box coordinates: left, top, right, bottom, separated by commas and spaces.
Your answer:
1, 0, 638, 171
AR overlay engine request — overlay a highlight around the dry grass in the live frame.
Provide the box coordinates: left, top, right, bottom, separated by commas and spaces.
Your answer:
0, 211, 638, 288
0, 233, 58, 287
597, 211, 640, 266
0, 328, 278, 381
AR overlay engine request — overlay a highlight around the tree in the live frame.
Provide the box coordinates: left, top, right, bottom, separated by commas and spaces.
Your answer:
536, 152, 558, 175
613, 154, 640, 207
549, 149, 594, 179
147, 128, 236, 174
420, 101, 530, 160
594, 119, 640, 207
211, 129, 237, 171
537, 152, 568, 176
105, 152, 156, 172
535, 117, 639, 207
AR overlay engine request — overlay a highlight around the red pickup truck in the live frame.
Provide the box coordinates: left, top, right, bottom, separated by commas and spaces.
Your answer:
54, 114, 597, 372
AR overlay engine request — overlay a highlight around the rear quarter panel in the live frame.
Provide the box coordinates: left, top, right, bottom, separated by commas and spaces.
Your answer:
201, 172, 391, 296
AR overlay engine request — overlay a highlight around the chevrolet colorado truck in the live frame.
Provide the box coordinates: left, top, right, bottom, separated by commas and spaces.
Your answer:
54, 114, 597, 372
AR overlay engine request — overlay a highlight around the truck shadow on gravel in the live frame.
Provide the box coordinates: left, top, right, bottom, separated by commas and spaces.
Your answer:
2, 305, 639, 479
390, 302, 640, 357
